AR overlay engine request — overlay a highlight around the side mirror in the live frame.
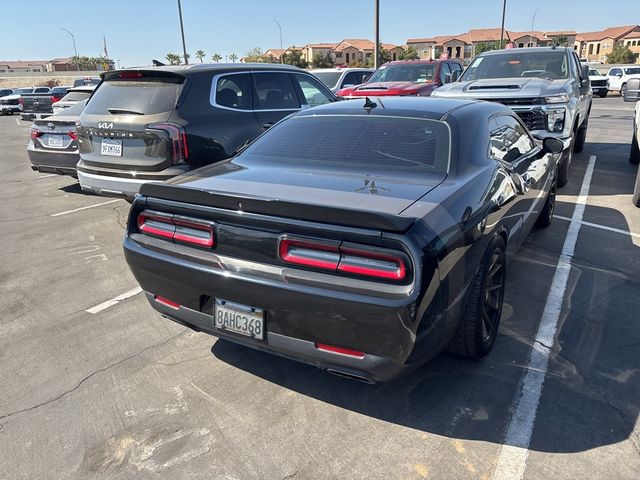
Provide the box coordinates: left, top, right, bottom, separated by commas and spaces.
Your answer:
362, 74, 371, 82
444, 73, 453, 84
451, 70, 461, 82
623, 78, 640, 102
580, 65, 590, 85
616, 72, 623, 77
542, 137, 565, 154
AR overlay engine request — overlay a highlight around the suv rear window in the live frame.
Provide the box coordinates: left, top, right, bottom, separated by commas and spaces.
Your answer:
239, 115, 450, 172
84, 78, 183, 115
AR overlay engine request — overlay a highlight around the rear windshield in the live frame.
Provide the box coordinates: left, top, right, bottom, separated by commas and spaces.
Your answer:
624, 67, 640, 75
16, 88, 33, 94
239, 115, 450, 172
61, 91, 91, 102
368, 64, 436, 84
83, 79, 183, 115
461, 51, 569, 81
313, 72, 342, 88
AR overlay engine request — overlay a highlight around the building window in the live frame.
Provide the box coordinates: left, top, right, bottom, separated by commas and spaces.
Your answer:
335, 52, 342, 59
588, 44, 593, 55
596, 43, 600, 54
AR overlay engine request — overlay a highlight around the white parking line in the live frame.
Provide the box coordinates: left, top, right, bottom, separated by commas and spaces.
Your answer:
38, 174, 59, 179
86, 287, 143, 314
50, 199, 121, 217
554, 214, 640, 239
15, 118, 20, 126
492, 155, 597, 480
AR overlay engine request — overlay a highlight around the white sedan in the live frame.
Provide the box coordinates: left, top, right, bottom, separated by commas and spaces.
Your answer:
623, 78, 640, 206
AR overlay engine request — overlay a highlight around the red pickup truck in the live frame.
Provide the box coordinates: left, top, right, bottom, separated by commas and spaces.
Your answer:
336, 59, 463, 98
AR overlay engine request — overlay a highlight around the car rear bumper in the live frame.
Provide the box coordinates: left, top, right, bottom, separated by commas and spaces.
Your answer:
27, 144, 79, 177
123, 234, 420, 382
0, 105, 21, 113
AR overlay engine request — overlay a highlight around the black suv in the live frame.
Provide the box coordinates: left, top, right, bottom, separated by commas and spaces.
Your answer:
77, 64, 336, 199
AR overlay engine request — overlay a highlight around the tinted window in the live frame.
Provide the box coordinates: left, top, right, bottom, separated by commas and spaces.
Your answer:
490, 115, 536, 162
462, 51, 569, 81
342, 72, 359, 86
60, 91, 91, 102
624, 67, 640, 75
55, 99, 87, 116
368, 63, 436, 83
254, 73, 300, 110
609, 68, 621, 76
0, 89, 13, 96
51, 87, 70, 94
33, 87, 50, 93
15, 88, 33, 94
439, 63, 451, 84
239, 115, 450, 172
214, 73, 252, 110
312, 71, 342, 89
83, 78, 183, 115
295, 74, 334, 107
357, 72, 370, 83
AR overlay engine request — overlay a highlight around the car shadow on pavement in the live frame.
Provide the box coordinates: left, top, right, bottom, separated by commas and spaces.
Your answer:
58, 181, 88, 196
211, 201, 640, 455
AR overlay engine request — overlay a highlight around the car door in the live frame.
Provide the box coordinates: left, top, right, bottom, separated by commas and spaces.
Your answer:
293, 73, 336, 108
490, 114, 552, 245
608, 68, 623, 90
252, 71, 302, 131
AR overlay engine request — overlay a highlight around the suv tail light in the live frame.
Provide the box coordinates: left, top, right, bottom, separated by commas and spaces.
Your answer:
147, 122, 189, 164
279, 238, 408, 282
18, 97, 24, 108
137, 211, 214, 248
51, 95, 63, 104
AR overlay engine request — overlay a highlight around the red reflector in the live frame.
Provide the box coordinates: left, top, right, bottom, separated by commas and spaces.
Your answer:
30, 128, 42, 139
316, 343, 365, 358
154, 295, 180, 309
118, 71, 144, 78
68, 131, 78, 141
279, 239, 339, 270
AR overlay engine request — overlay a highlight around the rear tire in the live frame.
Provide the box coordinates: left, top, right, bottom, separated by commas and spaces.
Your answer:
630, 124, 640, 165
621, 83, 627, 97
574, 120, 588, 154
557, 150, 570, 187
599, 91, 608, 98
536, 183, 556, 228
449, 235, 506, 359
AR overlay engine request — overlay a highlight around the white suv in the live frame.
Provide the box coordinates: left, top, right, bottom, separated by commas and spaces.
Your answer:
623, 78, 640, 206
606, 66, 640, 96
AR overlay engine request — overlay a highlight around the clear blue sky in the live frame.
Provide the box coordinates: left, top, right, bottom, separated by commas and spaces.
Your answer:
1, 0, 638, 67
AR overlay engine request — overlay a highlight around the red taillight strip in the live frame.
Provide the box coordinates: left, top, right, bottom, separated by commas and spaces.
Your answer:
337, 248, 406, 280
316, 343, 365, 359
279, 239, 340, 270
137, 211, 215, 248
137, 212, 175, 240
154, 295, 180, 309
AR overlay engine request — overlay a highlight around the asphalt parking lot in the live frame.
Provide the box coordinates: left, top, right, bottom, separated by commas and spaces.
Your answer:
1, 95, 639, 480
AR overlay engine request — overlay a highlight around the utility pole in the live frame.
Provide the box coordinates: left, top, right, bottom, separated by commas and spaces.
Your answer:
374, 0, 380, 69
61, 28, 78, 70
499, 0, 507, 49
177, 0, 188, 64
275, 20, 283, 63
530, 8, 539, 47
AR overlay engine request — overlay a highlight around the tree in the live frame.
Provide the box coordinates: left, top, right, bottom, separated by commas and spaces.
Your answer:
552, 34, 568, 47
283, 50, 308, 68
379, 45, 391, 64
70, 55, 112, 70
399, 46, 420, 60
311, 53, 334, 68
474, 41, 500, 55
229, 53, 238, 63
607, 44, 636, 64
245, 47, 269, 63
165, 53, 181, 65
195, 50, 206, 63
183, 53, 191, 64
211, 53, 222, 63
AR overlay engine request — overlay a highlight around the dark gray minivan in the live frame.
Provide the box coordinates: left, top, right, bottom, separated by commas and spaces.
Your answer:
77, 64, 336, 199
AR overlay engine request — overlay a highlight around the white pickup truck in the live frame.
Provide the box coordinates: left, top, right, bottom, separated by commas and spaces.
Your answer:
606, 66, 640, 97
623, 78, 640, 206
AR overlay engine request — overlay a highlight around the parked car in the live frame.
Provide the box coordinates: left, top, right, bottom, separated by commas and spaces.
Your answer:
0, 88, 14, 97
623, 78, 640, 206
433, 46, 592, 188
53, 85, 96, 115
589, 68, 609, 97
123, 96, 561, 383
73, 77, 101, 87
27, 100, 86, 177
310, 68, 374, 93
77, 64, 336, 200
606, 66, 640, 96
336, 59, 463, 98
21, 86, 70, 120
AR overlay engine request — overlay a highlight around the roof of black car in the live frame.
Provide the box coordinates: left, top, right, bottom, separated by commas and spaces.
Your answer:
109, 63, 302, 76
297, 96, 505, 121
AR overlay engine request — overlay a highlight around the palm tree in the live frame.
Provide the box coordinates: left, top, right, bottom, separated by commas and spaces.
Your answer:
165, 53, 181, 65
211, 53, 222, 63
229, 53, 238, 63
195, 50, 206, 63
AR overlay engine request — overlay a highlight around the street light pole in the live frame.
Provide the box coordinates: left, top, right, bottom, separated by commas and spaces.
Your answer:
274, 20, 283, 63
61, 28, 78, 70
177, 0, 188, 65
499, 0, 507, 49
374, 0, 380, 69
530, 8, 539, 47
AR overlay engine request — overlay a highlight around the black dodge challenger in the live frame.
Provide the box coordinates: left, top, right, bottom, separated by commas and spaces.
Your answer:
124, 97, 561, 383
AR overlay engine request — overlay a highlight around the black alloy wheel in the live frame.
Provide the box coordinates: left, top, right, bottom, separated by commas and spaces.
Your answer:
536, 184, 556, 228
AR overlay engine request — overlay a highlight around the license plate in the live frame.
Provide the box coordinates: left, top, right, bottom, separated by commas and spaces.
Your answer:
101, 138, 122, 156
47, 136, 64, 147
213, 299, 264, 340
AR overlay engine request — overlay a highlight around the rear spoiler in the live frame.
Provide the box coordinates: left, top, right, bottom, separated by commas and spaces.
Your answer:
139, 183, 416, 233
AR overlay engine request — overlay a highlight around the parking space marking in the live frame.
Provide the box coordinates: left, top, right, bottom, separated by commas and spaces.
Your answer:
38, 174, 59, 179
86, 286, 143, 314
51, 199, 121, 217
492, 155, 597, 480
15, 118, 20, 126
553, 214, 640, 239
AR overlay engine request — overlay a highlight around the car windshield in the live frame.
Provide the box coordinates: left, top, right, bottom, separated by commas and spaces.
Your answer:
367, 64, 436, 84
589, 69, 600, 76
624, 67, 640, 75
16, 88, 33, 94
83, 78, 183, 115
238, 115, 450, 172
312, 72, 342, 88
461, 51, 569, 81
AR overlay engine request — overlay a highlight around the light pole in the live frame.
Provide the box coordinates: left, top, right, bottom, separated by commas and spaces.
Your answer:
374, 0, 380, 69
274, 20, 283, 63
61, 28, 78, 70
177, 0, 188, 65
530, 8, 539, 47
117, 59, 121, 69
499, 0, 507, 49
